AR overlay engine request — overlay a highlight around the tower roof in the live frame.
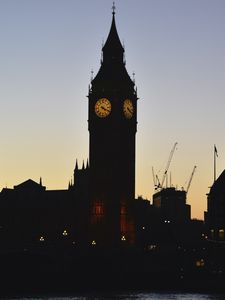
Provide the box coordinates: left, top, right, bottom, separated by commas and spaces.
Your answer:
210, 170, 225, 194
91, 11, 134, 94
14, 179, 46, 191
102, 13, 124, 62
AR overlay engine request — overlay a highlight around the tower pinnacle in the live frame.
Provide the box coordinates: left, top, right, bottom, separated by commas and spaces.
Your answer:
101, 8, 124, 64
112, 2, 116, 15
91, 4, 134, 96
75, 159, 78, 170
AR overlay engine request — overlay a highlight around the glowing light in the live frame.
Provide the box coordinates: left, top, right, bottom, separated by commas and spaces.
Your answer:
142, 226, 145, 230
94, 202, 104, 216
219, 229, 224, 240
121, 235, 126, 241
39, 236, 45, 242
63, 229, 68, 236
120, 204, 126, 215
91, 240, 96, 246
148, 244, 156, 251
196, 259, 205, 267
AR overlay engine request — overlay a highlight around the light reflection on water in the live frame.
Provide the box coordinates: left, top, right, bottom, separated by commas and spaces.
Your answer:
7, 294, 225, 300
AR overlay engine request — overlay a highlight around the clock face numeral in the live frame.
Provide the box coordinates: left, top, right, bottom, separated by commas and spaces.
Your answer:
123, 99, 134, 119
95, 98, 111, 118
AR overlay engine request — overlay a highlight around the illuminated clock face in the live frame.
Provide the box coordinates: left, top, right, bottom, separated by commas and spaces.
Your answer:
95, 98, 111, 118
123, 99, 134, 119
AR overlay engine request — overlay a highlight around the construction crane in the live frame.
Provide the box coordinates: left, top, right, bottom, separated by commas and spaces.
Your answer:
152, 167, 156, 187
155, 174, 161, 190
186, 165, 197, 194
152, 167, 161, 190
156, 142, 178, 190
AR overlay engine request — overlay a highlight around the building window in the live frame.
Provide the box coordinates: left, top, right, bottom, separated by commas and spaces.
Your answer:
219, 229, 224, 240
121, 204, 126, 215
154, 198, 161, 208
94, 202, 104, 216
210, 229, 214, 239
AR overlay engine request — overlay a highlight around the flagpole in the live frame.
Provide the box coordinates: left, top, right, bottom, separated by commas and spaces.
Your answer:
214, 145, 216, 183
214, 145, 218, 183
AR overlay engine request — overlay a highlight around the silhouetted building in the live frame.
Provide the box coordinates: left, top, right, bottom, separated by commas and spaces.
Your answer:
88, 10, 137, 247
0, 8, 198, 252
153, 187, 190, 224
1, 7, 224, 295
206, 170, 225, 241
0, 161, 89, 249
69, 159, 89, 191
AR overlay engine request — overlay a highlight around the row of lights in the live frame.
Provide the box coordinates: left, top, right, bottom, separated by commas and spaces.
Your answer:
91, 236, 127, 246
164, 220, 171, 224
39, 223, 179, 241
39, 229, 69, 242
40, 232, 127, 244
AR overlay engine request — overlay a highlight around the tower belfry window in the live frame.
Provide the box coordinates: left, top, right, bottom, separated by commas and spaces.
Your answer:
94, 202, 104, 216
121, 203, 127, 215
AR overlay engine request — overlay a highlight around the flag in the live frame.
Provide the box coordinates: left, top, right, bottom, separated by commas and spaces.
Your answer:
214, 145, 218, 157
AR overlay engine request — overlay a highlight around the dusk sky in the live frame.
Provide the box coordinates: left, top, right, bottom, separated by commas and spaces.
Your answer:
1, 0, 225, 219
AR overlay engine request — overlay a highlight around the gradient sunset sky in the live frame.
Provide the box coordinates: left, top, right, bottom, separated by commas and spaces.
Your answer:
1, 0, 225, 219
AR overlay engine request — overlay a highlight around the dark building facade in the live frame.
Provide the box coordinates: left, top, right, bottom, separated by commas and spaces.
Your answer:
0, 162, 89, 250
0, 9, 199, 253
0, 11, 137, 250
153, 187, 191, 224
88, 12, 137, 247
206, 170, 225, 241
3, 8, 225, 294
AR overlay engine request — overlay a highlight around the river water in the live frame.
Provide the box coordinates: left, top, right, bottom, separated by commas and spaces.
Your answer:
5, 294, 225, 300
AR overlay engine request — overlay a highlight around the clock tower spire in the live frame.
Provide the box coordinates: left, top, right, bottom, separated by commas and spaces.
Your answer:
88, 7, 137, 248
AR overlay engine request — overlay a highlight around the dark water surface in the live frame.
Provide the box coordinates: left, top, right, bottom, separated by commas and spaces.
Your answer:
5, 294, 225, 300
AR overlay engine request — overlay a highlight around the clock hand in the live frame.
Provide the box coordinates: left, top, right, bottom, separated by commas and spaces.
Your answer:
101, 106, 110, 112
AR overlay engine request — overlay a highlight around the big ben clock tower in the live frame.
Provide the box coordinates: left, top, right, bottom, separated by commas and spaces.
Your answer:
88, 7, 138, 247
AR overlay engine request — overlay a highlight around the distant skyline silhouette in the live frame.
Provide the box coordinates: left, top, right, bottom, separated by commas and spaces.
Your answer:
1, 0, 225, 219
1, 3, 225, 296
